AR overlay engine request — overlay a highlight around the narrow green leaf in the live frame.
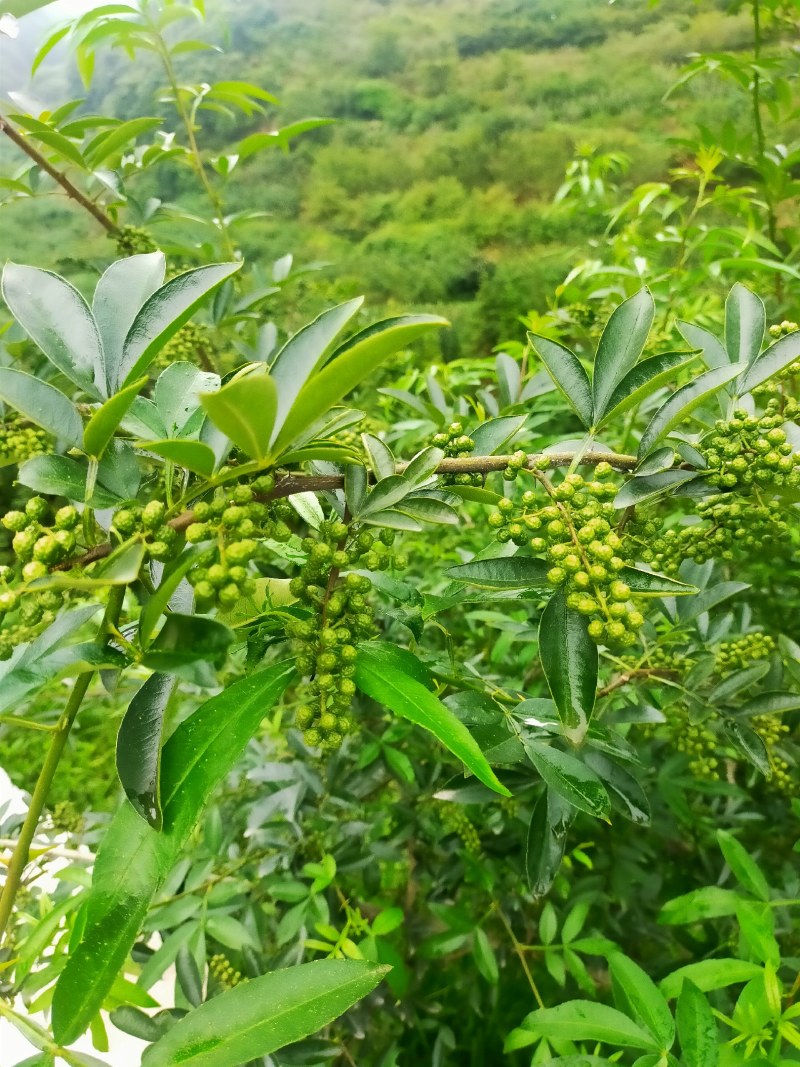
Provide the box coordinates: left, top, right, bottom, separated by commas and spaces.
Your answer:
725, 282, 764, 367
618, 566, 698, 597
118, 262, 241, 388
92, 252, 165, 396
518, 1001, 659, 1051
638, 363, 744, 459
598, 351, 697, 427
716, 830, 770, 902
592, 287, 654, 422
269, 298, 364, 436
116, 673, 176, 830
523, 740, 609, 820
528, 332, 593, 428
737, 331, 800, 393
84, 377, 147, 457
614, 471, 699, 508
401, 445, 443, 488
584, 752, 650, 824
51, 661, 296, 1045
470, 415, 528, 456
676, 979, 718, 1067
446, 555, 550, 589
83, 117, 162, 168
538, 590, 597, 741
2, 262, 103, 394
272, 315, 447, 454
354, 642, 510, 796
677, 321, 728, 370
139, 439, 217, 477
200, 370, 277, 460
0, 367, 83, 448
660, 959, 763, 1000
659, 887, 740, 925
362, 433, 395, 480
141, 960, 388, 1067
609, 953, 675, 1049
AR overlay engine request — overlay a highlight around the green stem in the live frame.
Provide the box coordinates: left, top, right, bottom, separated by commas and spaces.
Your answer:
751, 0, 779, 258
151, 29, 236, 260
0, 584, 126, 945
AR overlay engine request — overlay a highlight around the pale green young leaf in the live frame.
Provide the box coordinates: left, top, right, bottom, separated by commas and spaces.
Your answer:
516, 1001, 659, 1051
272, 314, 447, 454
138, 439, 217, 477
609, 953, 675, 1049
676, 980, 718, 1067
2, 262, 104, 396
0, 368, 83, 448
83, 377, 147, 457
200, 370, 278, 460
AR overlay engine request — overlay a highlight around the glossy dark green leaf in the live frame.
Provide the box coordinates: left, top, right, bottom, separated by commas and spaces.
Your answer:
618, 566, 697, 597
83, 377, 148, 458
609, 953, 674, 1049
598, 351, 697, 427
525, 789, 574, 897
139, 439, 217, 477
354, 642, 510, 796
200, 370, 278, 460
720, 719, 771, 776
117, 262, 241, 388
116, 672, 176, 830
584, 752, 650, 825
52, 661, 295, 1045
272, 314, 448, 454
515, 1001, 659, 1051
523, 740, 610, 820
446, 555, 550, 589
92, 253, 165, 396
592, 287, 654, 422
141, 960, 389, 1067
0, 367, 83, 448
677, 321, 728, 370
725, 282, 764, 366
2, 262, 103, 395
638, 363, 743, 459
269, 297, 364, 435
614, 470, 699, 508
175, 945, 203, 1008
737, 331, 800, 393
143, 614, 234, 672
538, 590, 597, 741
676, 979, 718, 1067
737, 691, 800, 716
528, 332, 593, 428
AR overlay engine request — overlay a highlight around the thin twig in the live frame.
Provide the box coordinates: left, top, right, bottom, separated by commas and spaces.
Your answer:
598, 667, 679, 698
0, 114, 119, 235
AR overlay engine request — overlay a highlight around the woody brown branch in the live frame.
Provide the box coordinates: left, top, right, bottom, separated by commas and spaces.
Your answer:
0, 115, 120, 235
55, 449, 641, 572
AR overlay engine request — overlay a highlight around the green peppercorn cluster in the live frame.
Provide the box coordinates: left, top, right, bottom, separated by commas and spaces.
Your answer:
716, 632, 776, 671
153, 321, 214, 372
753, 714, 793, 794
0, 582, 62, 659
379, 858, 410, 893
649, 496, 787, 572
112, 499, 182, 564
701, 402, 800, 490
287, 522, 400, 751
0, 418, 48, 465
50, 800, 85, 835
439, 802, 481, 855
113, 225, 158, 257
433, 421, 482, 486
487, 463, 645, 647
668, 705, 721, 780
209, 953, 245, 989
2, 498, 79, 581
184, 476, 295, 611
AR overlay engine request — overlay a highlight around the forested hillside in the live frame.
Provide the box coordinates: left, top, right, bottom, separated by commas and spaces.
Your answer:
2, 0, 757, 350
